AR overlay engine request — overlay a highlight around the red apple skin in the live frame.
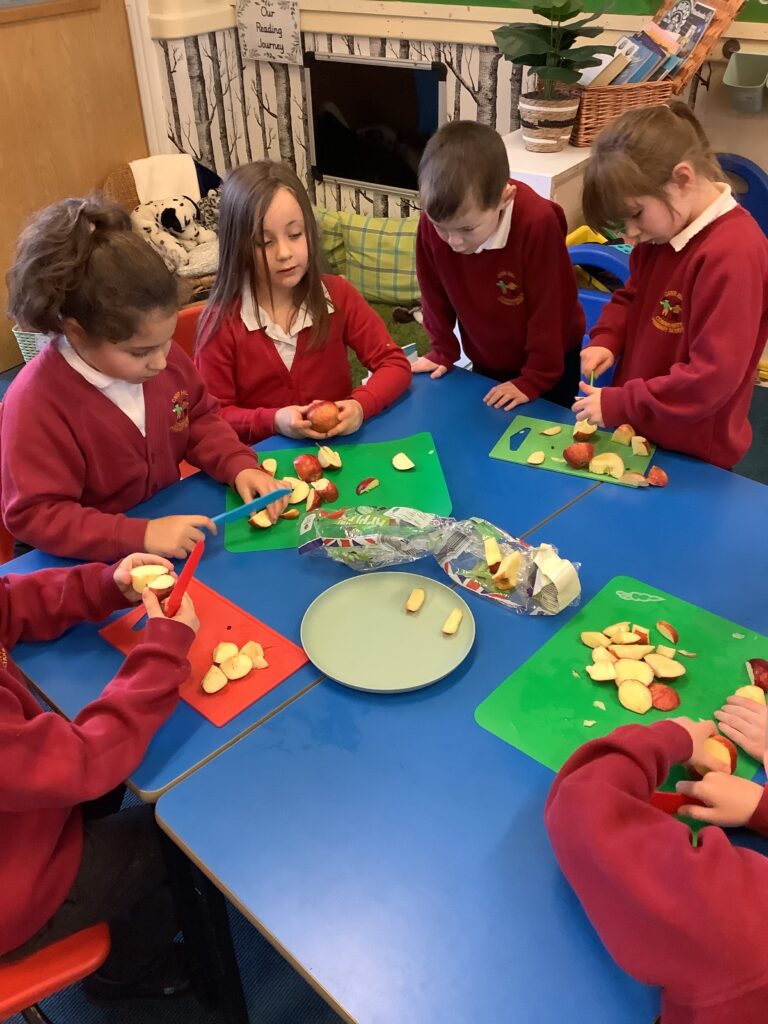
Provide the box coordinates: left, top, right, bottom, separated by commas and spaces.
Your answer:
689, 735, 738, 779
147, 578, 175, 602
306, 400, 341, 434
747, 658, 768, 692
316, 480, 339, 503
647, 466, 669, 487
563, 443, 594, 469
293, 454, 323, 483
319, 508, 346, 520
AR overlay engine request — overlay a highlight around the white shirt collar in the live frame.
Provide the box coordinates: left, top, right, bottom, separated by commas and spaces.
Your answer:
473, 201, 514, 253
669, 183, 738, 252
56, 335, 132, 391
240, 280, 334, 338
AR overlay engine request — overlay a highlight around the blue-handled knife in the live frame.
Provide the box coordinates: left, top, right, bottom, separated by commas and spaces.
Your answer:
211, 487, 292, 528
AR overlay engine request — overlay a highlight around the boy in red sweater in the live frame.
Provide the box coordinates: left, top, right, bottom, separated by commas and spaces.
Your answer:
575, 103, 768, 469
546, 717, 768, 1023
2, 198, 287, 562
0, 552, 198, 1002
195, 161, 411, 444
412, 120, 584, 410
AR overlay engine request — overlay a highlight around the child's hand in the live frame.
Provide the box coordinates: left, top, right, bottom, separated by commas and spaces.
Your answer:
234, 468, 289, 521
670, 716, 729, 774
411, 356, 448, 380
483, 381, 529, 411
572, 382, 604, 427
113, 553, 175, 602
274, 405, 326, 440
324, 399, 364, 437
142, 589, 200, 634
145, 515, 216, 560
675, 773, 764, 828
714, 696, 767, 761
580, 346, 614, 378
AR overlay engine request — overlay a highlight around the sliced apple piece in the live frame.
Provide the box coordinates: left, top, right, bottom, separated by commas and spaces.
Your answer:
306, 489, 322, 513
240, 641, 264, 662
649, 682, 680, 711
484, 537, 502, 574
405, 588, 425, 613
734, 685, 766, 705
261, 457, 278, 476
586, 662, 616, 682
355, 477, 379, 495
442, 608, 463, 636
312, 478, 339, 503
632, 624, 650, 644
527, 451, 546, 466
603, 621, 630, 639
644, 653, 686, 679
589, 452, 625, 480
540, 425, 562, 436
129, 564, 168, 594
280, 508, 300, 520
614, 659, 654, 686
213, 642, 239, 665
620, 471, 650, 488
746, 658, 768, 692
563, 443, 594, 469
581, 631, 612, 649
392, 452, 415, 471
202, 665, 228, 694
608, 644, 655, 660
631, 435, 651, 457
146, 574, 175, 601
492, 553, 521, 591
592, 647, 617, 664
618, 680, 652, 714
655, 644, 676, 660
285, 477, 310, 505
573, 421, 598, 443
611, 423, 636, 446
220, 654, 253, 681
317, 445, 342, 470
656, 621, 679, 645
611, 630, 642, 645
647, 466, 669, 487
249, 509, 273, 529
252, 655, 269, 670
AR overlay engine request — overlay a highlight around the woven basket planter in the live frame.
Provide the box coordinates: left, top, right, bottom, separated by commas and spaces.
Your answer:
571, 80, 674, 147
519, 93, 581, 153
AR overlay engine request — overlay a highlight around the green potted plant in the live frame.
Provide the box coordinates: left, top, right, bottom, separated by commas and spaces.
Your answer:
494, 0, 613, 153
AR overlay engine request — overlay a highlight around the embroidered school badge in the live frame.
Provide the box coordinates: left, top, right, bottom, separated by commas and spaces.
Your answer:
652, 290, 684, 334
170, 389, 190, 432
496, 271, 524, 307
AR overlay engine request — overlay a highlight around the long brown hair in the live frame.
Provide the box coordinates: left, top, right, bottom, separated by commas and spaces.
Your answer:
7, 197, 177, 340
197, 161, 329, 350
582, 101, 723, 233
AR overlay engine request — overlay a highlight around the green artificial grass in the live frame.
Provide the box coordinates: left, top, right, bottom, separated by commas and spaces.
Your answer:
348, 302, 429, 387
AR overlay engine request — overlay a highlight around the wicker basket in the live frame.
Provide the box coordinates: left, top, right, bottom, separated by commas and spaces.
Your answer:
11, 325, 48, 364
571, 79, 674, 147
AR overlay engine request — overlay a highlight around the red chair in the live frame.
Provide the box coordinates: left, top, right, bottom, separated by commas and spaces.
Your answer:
173, 305, 206, 479
0, 923, 110, 1023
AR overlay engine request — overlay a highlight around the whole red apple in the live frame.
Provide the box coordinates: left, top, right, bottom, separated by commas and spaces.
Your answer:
307, 400, 341, 434
293, 453, 323, 483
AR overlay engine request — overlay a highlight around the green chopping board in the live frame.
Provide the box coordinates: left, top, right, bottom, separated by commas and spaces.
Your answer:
475, 576, 766, 785
224, 432, 451, 552
489, 415, 656, 486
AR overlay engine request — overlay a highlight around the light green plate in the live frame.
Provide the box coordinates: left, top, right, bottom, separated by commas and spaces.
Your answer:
301, 572, 475, 693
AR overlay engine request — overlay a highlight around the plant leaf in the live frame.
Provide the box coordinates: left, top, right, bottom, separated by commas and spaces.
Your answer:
493, 25, 558, 58
562, 43, 617, 60
534, 65, 583, 82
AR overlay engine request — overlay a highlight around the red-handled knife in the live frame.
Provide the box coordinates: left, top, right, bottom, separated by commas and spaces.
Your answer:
164, 538, 204, 618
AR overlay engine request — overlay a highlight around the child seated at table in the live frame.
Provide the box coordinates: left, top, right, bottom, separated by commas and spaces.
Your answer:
0, 553, 198, 1003
1, 198, 287, 562
194, 161, 411, 444
411, 120, 585, 410
545, 715, 768, 1023
574, 103, 768, 469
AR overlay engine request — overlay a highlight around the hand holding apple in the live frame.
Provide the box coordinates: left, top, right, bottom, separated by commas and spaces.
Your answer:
323, 399, 364, 438
580, 346, 614, 378
411, 356, 448, 380
714, 696, 767, 761
144, 515, 217, 560
482, 380, 529, 412
670, 717, 724, 771
572, 382, 605, 427
273, 405, 327, 440
114, 553, 175, 602
234, 468, 290, 521
142, 588, 200, 634
675, 773, 764, 828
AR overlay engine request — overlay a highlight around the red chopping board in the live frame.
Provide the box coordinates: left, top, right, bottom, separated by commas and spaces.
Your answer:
100, 579, 308, 727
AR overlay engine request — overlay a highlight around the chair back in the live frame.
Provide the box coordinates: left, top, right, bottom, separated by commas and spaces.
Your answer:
717, 152, 768, 237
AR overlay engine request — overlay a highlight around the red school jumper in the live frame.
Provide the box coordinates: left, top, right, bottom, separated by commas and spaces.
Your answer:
416, 180, 585, 397
546, 721, 768, 1024
194, 274, 412, 445
586, 206, 768, 468
0, 342, 260, 561
0, 561, 193, 956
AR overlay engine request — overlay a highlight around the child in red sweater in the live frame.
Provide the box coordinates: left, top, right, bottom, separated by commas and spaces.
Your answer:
412, 120, 584, 410
0, 553, 198, 1001
2, 198, 287, 562
546, 717, 768, 1023
195, 161, 411, 444
575, 103, 768, 469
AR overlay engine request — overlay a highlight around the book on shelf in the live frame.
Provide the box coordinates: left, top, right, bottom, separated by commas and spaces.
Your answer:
584, 51, 632, 87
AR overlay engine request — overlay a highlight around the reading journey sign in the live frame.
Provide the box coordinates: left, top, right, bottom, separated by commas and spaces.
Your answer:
237, 0, 302, 66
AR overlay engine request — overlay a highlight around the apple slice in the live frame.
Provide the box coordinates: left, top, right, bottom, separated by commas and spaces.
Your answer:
608, 644, 655, 660
293, 454, 323, 483
147, 574, 175, 601
644, 653, 686, 679
253, 655, 269, 669
492, 553, 521, 591
306, 489, 322, 513
620, 471, 650, 488
617, 680, 652, 715
202, 665, 228, 694
656, 621, 679, 645
220, 654, 253, 681
240, 641, 264, 662
649, 682, 680, 711
611, 630, 642, 645
280, 509, 300, 520
586, 662, 616, 682
655, 644, 676, 659
405, 588, 425, 613
746, 658, 768, 692
563, 443, 594, 469
647, 466, 669, 487
581, 631, 612, 649
317, 445, 342, 470
734, 685, 766, 705
573, 421, 598, 443
527, 451, 546, 466
129, 564, 168, 594
285, 477, 310, 505
611, 423, 636, 446
631, 624, 650, 644
691, 735, 738, 777
249, 509, 273, 529
355, 477, 379, 495
540, 425, 562, 436
442, 608, 463, 636
603, 621, 630, 639
261, 457, 278, 476
392, 452, 415, 471
312, 478, 339, 503
631, 436, 651, 457
614, 659, 654, 686
213, 642, 239, 665
592, 647, 616, 664
484, 537, 502, 574
589, 452, 625, 480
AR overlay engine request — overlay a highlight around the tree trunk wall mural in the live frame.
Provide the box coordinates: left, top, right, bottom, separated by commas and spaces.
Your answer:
154, 31, 520, 217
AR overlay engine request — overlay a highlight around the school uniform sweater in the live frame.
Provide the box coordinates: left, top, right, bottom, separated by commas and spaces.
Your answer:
416, 180, 585, 397
587, 206, 768, 469
195, 274, 412, 444
546, 721, 768, 1024
0, 342, 260, 561
0, 561, 193, 957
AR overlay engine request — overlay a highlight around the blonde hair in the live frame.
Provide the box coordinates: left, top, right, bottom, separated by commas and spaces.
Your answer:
582, 101, 722, 232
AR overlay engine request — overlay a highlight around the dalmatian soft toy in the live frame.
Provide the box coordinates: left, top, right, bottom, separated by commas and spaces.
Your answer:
131, 195, 217, 272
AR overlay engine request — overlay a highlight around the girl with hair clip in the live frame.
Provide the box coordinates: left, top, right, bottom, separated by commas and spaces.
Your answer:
573, 102, 768, 470
2, 198, 287, 562
194, 161, 411, 444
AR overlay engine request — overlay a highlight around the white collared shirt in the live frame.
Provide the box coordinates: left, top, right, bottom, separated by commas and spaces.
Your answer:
56, 336, 146, 435
473, 201, 514, 253
669, 182, 738, 252
240, 282, 334, 370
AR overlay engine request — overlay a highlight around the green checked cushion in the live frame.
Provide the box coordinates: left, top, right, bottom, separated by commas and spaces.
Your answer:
315, 207, 346, 275
336, 211, 419, 306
